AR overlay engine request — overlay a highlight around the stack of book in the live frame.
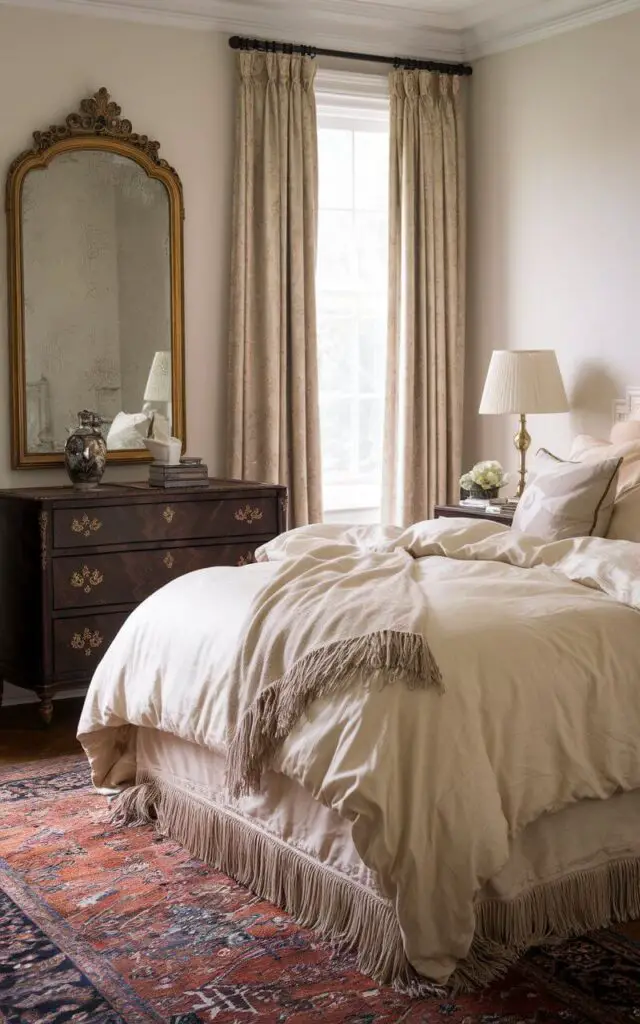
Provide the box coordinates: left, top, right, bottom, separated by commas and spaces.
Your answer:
149, 457, 209, 489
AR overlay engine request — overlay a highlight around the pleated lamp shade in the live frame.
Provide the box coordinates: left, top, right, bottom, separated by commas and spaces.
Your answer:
143, 351, 171, 403
479, 350, 569, 415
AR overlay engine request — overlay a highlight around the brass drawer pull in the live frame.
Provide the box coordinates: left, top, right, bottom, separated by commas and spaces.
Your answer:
71, 513, 102, 538
70, 565, 104, 593
70, 627, 103, 656
163, 552, 175, 569
234, 504, 263, 524
163, 506, 175, 524
236, 551, 254, 566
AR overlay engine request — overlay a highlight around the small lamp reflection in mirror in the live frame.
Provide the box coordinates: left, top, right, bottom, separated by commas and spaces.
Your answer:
143, 351, 171, 426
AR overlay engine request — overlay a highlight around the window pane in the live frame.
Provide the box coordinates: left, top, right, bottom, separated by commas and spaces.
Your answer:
354, 132, 389, 212
355, 210, 388, 292
358, 316, 386, 395
319, 395, 354, 477
317, 210, 354, 291
318, 312, 355, 394
318, 128, 352, 210
358, 396, 384, 475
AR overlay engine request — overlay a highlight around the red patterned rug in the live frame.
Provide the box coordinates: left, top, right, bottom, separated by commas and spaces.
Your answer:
1, 755, 639, 1023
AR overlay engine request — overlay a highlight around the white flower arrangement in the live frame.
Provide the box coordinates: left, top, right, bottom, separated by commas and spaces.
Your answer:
460, 460, 508, 494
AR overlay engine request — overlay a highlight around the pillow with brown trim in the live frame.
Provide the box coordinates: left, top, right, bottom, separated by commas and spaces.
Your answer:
511, 448, 622, 541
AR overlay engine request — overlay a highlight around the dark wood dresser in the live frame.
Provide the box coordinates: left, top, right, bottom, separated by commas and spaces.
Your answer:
0, 479, 287, 723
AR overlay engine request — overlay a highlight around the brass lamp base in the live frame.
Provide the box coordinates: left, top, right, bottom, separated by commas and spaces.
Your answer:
514, 413, 531, 499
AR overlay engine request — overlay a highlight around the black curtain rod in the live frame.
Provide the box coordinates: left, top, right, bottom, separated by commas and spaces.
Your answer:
228, 35, 472, 77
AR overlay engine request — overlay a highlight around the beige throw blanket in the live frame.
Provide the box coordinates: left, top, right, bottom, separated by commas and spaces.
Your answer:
226, 548, 443, 797
78, 518, 640, 990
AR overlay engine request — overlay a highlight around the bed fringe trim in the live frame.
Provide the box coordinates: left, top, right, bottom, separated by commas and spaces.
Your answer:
110, 774, 640, 995
227, 630, 443, 798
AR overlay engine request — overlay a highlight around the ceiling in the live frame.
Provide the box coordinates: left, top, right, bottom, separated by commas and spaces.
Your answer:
0, 0, 638, 60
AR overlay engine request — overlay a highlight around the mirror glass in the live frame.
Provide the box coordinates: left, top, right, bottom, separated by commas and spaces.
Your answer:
22, 150, 172, 453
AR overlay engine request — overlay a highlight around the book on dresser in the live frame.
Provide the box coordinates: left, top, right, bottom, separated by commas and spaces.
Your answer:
0, 479, 288, 725
149, 460, 209, 489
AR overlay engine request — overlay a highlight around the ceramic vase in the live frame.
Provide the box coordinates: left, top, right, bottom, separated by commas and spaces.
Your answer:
64, 410, 107, 490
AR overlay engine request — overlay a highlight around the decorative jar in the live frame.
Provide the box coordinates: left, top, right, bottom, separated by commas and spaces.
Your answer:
64, 410, 107, 490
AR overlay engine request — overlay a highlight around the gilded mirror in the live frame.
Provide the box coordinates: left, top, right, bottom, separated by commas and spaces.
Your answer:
6, 88, 185, 468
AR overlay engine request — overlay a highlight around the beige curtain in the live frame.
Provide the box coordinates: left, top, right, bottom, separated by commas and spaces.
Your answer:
382, 70, 466, 526
227, 52, 322, 527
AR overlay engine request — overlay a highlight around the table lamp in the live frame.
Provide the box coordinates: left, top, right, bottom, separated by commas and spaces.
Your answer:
479, 349, 569, 499
143, 351, 172, 423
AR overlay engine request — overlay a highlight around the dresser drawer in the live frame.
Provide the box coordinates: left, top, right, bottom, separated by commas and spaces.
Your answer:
53, 612, 129, 676
52, 542, 261, 610
52, 496, 277, 548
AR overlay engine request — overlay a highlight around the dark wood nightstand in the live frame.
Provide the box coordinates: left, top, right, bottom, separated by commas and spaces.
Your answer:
434, 503, 514, 527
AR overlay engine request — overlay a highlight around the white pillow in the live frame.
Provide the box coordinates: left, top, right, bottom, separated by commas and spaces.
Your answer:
512, 449, 621, 541
106, 411, 151, 450
569, 434, 640, 494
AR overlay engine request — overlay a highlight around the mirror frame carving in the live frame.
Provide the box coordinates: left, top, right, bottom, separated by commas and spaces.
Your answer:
5, 87, 186, 469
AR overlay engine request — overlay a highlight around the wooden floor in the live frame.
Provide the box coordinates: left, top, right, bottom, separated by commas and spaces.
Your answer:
1, 695, 639, 944
0, 697, 84, 763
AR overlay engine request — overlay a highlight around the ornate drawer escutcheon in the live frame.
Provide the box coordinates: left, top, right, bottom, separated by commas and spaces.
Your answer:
236, 550, 254, 566
70, 565, 104, 593
163, 552, 175, 569
234, 505, 263, 524
163, 506, 175, 524
71, 513, 102, 538
70, 627, 103, 656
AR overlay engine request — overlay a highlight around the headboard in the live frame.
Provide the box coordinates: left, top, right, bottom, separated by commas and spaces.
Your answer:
613, 387, 640, 424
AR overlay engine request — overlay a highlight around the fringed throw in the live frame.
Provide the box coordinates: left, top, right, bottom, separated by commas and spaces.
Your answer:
111, 771, 640, 995
227, 629, 443, 798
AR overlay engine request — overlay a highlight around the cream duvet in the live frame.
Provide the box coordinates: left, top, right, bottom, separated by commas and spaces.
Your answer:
78, 518, 640, 988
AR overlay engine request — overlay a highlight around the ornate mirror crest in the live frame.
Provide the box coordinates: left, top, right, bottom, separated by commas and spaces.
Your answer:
6, 88, 186, 469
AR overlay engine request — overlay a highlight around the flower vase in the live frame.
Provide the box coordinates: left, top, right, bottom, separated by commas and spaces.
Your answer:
469, 484, 498, 500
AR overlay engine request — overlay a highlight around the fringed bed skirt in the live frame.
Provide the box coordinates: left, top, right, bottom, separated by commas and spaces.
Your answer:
112, 768, 640, 994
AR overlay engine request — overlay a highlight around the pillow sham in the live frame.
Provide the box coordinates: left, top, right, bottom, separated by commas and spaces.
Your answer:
512, 448, 621, 541
568, 433, 640, 493
106, 411, 151, 450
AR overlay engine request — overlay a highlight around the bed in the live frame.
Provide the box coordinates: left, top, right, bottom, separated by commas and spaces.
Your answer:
78, 468, 640, 996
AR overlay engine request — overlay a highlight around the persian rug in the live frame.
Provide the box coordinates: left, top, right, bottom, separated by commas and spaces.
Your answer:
1, 755, 639, 1023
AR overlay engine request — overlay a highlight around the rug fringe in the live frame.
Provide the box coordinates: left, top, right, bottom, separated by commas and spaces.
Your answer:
110, 775, 640, 994
227, 630, 443, 799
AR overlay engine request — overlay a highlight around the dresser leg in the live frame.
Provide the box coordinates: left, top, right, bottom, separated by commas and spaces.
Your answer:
37, 696, 54, 726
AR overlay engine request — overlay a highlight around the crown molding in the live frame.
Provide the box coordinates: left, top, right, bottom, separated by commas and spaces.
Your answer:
0, 0, 637, 62
465, 0, 640, 58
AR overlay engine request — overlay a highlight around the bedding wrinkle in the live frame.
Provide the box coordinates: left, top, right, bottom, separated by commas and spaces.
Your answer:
79, 517, 640, 989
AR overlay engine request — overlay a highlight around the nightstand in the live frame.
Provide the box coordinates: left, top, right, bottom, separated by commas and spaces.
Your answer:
434, 503, 514, 527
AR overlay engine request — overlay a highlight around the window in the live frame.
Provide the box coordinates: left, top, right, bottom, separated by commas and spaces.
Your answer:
316, 73, 389, 521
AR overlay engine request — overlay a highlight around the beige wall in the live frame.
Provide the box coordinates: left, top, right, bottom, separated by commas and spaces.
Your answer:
466, 9, 640, 481
0, 4, 235, 488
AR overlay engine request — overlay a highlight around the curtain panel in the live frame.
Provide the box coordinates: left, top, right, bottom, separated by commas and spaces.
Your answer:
383, 70, 467, 526
227, 52, 322, 527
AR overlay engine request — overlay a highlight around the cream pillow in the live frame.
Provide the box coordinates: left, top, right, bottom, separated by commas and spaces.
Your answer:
512, 449, 621, 541
569, 433, 640, 494
610, 417, 640, 445
607, 485, 640, 542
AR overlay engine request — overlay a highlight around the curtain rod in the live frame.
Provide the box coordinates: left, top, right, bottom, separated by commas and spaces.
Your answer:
228, 35, 473, 77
